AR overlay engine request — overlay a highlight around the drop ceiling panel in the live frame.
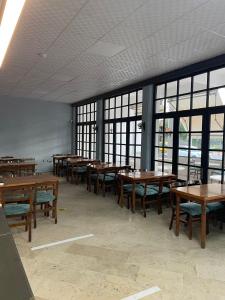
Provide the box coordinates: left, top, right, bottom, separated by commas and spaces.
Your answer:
0, 0, 224, 103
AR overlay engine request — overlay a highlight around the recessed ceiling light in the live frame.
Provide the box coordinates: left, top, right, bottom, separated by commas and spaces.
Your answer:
0, 0, 26, 67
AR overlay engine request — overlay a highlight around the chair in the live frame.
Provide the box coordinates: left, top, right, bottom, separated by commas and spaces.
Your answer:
33, 180, 58, 228
170, 180, 212, 240
1, 185, 34, 242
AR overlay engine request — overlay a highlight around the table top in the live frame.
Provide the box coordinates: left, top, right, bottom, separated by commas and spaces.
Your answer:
68, 158, 98, 165
0, 161, 36, 167
172, 183, 225, 202
118, 170, 176, 181
0, 174, 58, 188
53, 154, 79, 159
88, 163, 129, 172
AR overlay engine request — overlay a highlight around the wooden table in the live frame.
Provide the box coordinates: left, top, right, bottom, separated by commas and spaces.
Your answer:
87, 163, 130, 194
52, 154, 80, 176
0, 161, 36, 177
172, 183, 225, 248
67, 158, 99, 182
118, 170, 176, 213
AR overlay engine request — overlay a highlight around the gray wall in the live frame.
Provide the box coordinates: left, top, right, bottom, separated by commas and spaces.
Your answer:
0, 97, 71, 172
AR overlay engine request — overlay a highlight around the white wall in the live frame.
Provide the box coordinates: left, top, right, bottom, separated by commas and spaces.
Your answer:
0, 97, 71, 172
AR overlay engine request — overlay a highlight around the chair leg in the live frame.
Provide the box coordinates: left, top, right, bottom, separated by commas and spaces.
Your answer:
25, 216, 28, 231
142, 197, 146, 218
33, 204, 37, 228
28, 213, 32, 242
54, 200, 57, 224
157, 195, 162, 215
188, 215, 192, 240
169, 208, 175, 230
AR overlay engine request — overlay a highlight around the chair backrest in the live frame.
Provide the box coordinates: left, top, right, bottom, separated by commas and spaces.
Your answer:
35, 180, 58, 199
1, 185, 34, 208
187, 179, 202, 186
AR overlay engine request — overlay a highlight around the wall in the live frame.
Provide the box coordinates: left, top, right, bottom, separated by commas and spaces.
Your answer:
0, 97, 71, 172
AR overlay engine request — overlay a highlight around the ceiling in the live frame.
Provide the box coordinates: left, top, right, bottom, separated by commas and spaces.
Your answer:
1, 0, 225, 104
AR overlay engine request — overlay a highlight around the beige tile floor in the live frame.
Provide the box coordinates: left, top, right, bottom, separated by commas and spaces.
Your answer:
12, 179, 225, 300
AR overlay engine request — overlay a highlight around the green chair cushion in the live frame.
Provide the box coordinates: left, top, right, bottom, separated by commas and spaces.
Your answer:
36, 191, 55, 204
151, 186, 170, 194
180, 202, 209, 216
135, 185, 159, 197
74, 166, 87, 173
207, 202, 224, 212
123, 183, 134, 192
4, 203, 30, 216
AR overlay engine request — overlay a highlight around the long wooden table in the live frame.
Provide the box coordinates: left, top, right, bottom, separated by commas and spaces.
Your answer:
119, 170, 176, 213
172, 183, 225, 248
0, 161, 36, 177
67, 158, 99, 182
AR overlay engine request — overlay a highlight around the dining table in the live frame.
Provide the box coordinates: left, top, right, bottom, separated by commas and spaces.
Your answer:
52, 154, 80, 176
67, 158, 99, 182
172, 183, 225, 248
118, 170, 176, 213
0, 161, 36, 177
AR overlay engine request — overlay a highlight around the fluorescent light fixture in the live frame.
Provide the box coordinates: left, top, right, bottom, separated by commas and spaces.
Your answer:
218, 88, 225, 105
0, 0, 26, 67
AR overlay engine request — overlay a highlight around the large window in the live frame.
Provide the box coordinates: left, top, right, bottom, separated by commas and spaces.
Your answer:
76, 101, 96, 159
104, 90, 143, 169
154, 66, 225, 182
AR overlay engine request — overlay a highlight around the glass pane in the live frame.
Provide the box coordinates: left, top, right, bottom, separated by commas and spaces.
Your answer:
189, 166, 201, 181
156, 119, 164, 132
191, 116, 202, 131
167, 81, 177, 97
208, 169, 222, 183
130, 121, 135, 132
179, 77, 191, 94
165, 97, 176, 112
190, 133, 202, 149
130, 133, 136, 144
136, 133, 142, 144
122, 106, 128, 118
129, 104, 136, 116
136, 146, 141, 157
109, 109, 114, 119
122, 94, 129, 106
192, 92, 207, 109
156, 84, 165, 99
164, 134, 173, 147
164, 148, 173, 163
115, 107, 121, 118
155, 161, 162, 172
178, 165, 188, 180
115, 96, 121, 107
179, 117, 189, 132
209, 88, 225, 107
209, 133, 223, 150
178, 94, 191, 111
178, 149, 188, 164
165, 118, 173, 132
155, 134, 163, 147
130, 92, 136, 104
154, 147, 163, 161
210, 67, 225, 88
179, 133, 189, 147
193, 73, 207, 91
137, 90, 143, 102
156, 99, 164, 113
129, 145, 135, 156
210, 113, 224, 131
209, 151, 223, 168
137, 102, 142, 116
105, 99, 109, 109
164, 163, 172, 173
136, 158, 141, 170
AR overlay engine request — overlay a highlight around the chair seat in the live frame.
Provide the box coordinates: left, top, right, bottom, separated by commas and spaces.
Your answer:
135, 185, 159, 197
90, 173, 115, 182
207, 202, 224, 212
180, 202, 209, 216
152, 186, 170, 194
74, 166, 87, 173
4, 203, 30, 216
36, 191, 55, 204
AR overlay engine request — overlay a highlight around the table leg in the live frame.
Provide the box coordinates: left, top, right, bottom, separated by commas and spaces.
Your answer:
175, 195, 180, 236
201, 202, 206, 249
131, 182, 135, 213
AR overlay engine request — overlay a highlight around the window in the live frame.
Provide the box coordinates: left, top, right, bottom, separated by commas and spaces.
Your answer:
104, 90, 143, 169
154, 66, 225, 182
75, 101, 96, 158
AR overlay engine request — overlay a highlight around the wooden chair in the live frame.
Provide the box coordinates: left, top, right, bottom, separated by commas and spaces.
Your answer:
1, 185, 34, 242
170, 180, 210, 239
33, 180, 58, 228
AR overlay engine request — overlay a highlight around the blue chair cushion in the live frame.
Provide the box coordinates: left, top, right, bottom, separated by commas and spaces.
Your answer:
135, 185, 159, 197
36, 191, 55, 204
180, 202, 209, 216
99, 173, 116, 182
4, 203, 30, 216
207, 202, 224, 212
123, 183, 134, 192
152, 186, 170, 194
74, 166, 87, 173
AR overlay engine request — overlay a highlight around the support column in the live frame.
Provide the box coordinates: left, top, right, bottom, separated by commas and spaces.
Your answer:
96, 98, 104, 160
71, 106, 76, 154
141, 84, 154, 170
